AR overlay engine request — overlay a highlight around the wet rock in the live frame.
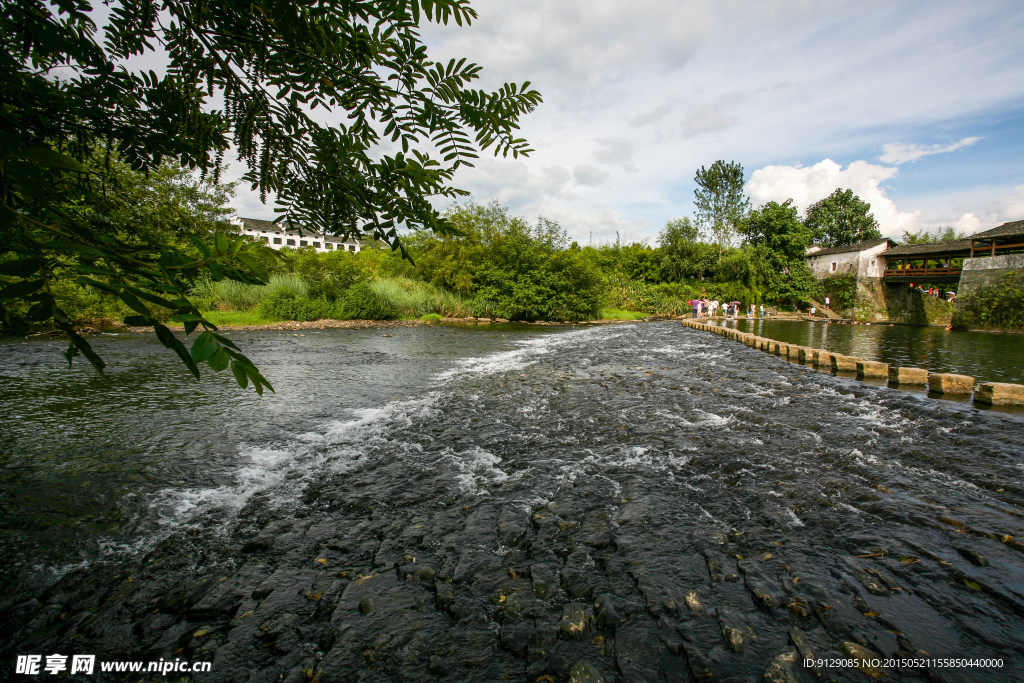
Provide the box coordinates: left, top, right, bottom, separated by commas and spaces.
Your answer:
569, 660, 605, 683
559, 602, 590, 640
839, 641, 885, 678
156, 577, 218, 615
594, 593, 622, 629
716, 610, 748, 653
724, 573, 739, 582
530, 562, 560, 597
561, 546, 604, 600
615, 624, 661, 682
683, 590, 704, 615
528, 622, 559, 661
763, 650, 799, 683
416, 566, 435, 581
956, 547, 989, 566
497, 506, 532, 546
499, 621, 532, 657
703, 551, 724, 582
577, 510, 612, 548
785, 595, 812, 618
789, 627, 823, 679
852, 570, 889, 596
358, 596, 374, 614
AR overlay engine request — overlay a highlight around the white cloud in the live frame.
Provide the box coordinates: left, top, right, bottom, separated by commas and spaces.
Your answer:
746, 159, 923, 236
226, 0, 1024, 245
573, 164, 609, 186
878, 137, 982, 164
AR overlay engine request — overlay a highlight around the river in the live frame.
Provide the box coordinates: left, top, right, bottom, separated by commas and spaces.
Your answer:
1, 322, 1023, 682
721, 317, 1024, 385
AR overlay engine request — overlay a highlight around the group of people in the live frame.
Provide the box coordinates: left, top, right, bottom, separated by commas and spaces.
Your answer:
688, 298, 767, 318
909, 283, 957, 303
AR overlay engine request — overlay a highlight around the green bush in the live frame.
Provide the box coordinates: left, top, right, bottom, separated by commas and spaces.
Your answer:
818, 274, 857, 311
420, 313, 442, 321
340, 282, 400, 320
256, 290, 333, 321
952, 273, 1024, 331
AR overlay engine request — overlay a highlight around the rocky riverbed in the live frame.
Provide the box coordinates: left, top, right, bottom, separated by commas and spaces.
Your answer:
1, 322, 1023, 682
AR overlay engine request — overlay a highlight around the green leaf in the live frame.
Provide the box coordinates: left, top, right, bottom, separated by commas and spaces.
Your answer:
0, 279, 45, 299
190, 331, 219, 363
19, 147, 89, 173
153, 323, 200, 379
230, 359, 249, 388
0, 260, 39, 277
123, 315, 150, 326
209, 347, 230, 371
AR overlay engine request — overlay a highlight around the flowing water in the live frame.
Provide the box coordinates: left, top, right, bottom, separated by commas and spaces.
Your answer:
1, 322, 1023, 682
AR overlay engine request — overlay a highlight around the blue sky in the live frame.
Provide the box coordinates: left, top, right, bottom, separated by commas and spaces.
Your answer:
230, 0, 1024, 243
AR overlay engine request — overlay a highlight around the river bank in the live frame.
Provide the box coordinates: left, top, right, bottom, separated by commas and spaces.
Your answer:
2, 323, 1022, 681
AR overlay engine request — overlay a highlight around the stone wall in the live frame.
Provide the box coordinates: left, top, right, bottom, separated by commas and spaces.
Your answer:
958, 254, 1024, 296
878, 282, 954, 325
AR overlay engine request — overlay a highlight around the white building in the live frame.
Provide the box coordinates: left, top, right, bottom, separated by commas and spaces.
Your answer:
230, 216, 361, 254
804, 238, 895, 279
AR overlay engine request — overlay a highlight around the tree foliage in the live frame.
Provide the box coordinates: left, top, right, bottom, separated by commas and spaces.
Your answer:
693, 160, 749, 257
804, 188, 882, 248
1, 0, 541, 390
658, 217, 717, 281
738, 199, 811, 262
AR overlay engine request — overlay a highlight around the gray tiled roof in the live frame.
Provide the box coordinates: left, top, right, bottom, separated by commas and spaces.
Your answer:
970, 220, 1024, 240
805, 238, 894, 258
883, 239, 973, 257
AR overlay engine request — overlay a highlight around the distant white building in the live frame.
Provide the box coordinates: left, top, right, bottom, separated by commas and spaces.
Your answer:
230, 216, 361, 254
804, 238, 895, 279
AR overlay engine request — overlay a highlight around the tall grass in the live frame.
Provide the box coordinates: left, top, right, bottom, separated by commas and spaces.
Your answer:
368, 277, 473, 318
191, 274, 308, 311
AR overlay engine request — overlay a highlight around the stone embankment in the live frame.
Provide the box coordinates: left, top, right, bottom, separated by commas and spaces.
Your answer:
681, 319, 1024, 406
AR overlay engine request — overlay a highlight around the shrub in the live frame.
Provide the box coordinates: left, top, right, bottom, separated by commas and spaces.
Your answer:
256, 290, 333, 321
952, 273, 1024, 331
339, 282, 399, 320
420, 313, 442, 321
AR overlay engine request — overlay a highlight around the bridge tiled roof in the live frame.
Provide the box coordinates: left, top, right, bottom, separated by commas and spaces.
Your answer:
804, 238, 893, 258
970, 220, 1024, 240
883, 239, 973, 257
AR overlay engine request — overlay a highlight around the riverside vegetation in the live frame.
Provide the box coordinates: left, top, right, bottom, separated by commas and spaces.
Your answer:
9, 156, 914, 331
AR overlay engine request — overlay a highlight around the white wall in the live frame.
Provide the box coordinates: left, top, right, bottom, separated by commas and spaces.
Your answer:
805, 242, 890, 279
231, 217, 360, 254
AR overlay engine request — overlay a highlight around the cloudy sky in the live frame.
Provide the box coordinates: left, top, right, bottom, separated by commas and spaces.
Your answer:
231, 0, 1024, 244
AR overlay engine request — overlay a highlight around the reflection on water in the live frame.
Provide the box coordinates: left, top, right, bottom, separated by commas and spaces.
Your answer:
717, 318, 1024, 384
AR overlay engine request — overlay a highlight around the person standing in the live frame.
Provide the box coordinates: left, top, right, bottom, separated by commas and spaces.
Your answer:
809, 306, 816, 317
759, 303, 765, 317
824, 296, 830, 310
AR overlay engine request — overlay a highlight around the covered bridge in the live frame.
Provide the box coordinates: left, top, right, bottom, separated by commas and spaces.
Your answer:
881, 239, 973, 283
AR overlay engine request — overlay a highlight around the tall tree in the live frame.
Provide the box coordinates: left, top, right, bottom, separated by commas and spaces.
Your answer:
804, 189, 882, 248
693, 160, 750, 258
658, 217, 717, 281
739, 199, 811, 261
1, 0, 541, 391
